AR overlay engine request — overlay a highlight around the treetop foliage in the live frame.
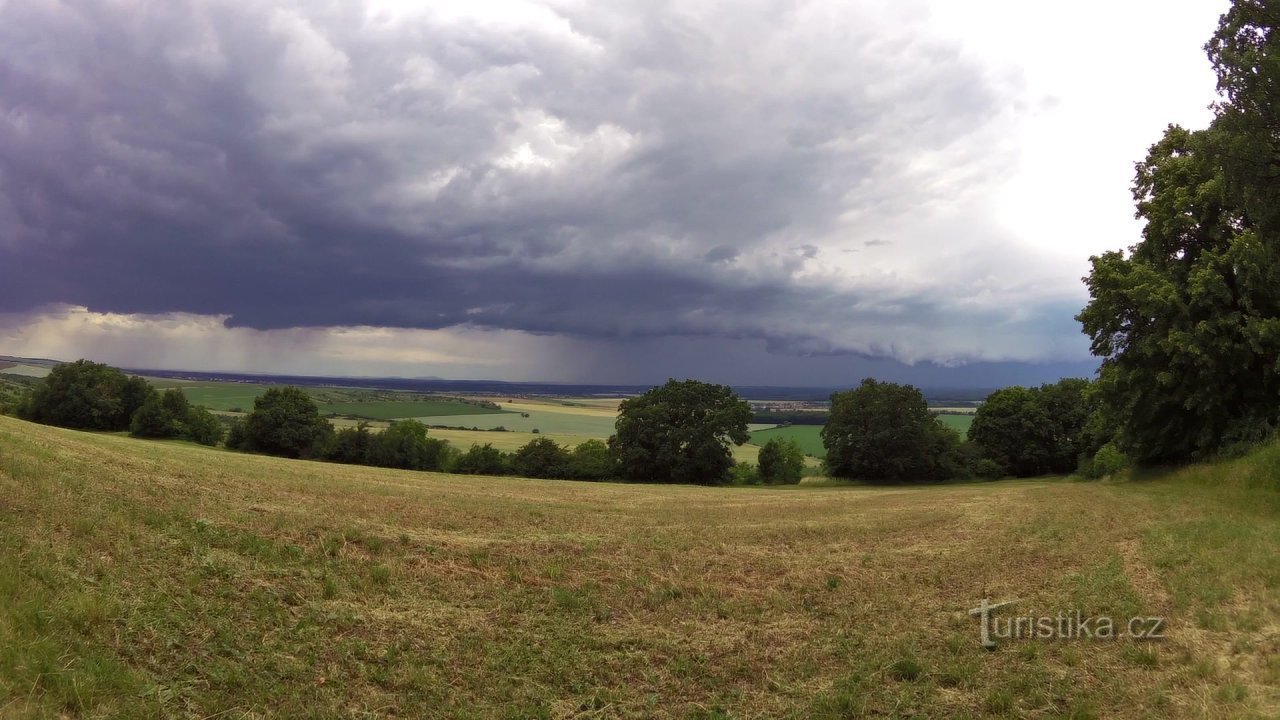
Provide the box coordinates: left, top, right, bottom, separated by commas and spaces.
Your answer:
609, 379, 751, 485
1078, 2, 1280, 463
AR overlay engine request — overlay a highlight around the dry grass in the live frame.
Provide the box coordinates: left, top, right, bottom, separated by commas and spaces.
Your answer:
0, 415, 1276, 718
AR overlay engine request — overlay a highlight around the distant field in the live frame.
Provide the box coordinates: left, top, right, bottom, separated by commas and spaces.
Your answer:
937, 413, 974, 435
177, 384, 269, 410
416, 408, 619, 436
175, 383, 504, 419
749, 425, 826, 457
2, 415, 1275, 718
321, 401, 507, 420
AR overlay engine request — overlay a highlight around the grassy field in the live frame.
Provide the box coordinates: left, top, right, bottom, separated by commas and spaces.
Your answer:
171, 383, 506, 420
321, 401, 508, 420
937, 413, 974, 435
748, 425, 826, 458
1, 415, 1276, 718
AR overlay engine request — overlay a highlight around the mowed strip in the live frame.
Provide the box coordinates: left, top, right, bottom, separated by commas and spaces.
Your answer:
0, 415, 1274, 718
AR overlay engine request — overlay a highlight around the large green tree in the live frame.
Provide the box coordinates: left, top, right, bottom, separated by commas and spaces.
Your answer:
968, 379, 1098, 477
19, 359, 150, 431
1077, 3, 1280, 463
236, 386, 333, 459
821, 379, 961, 484
608, 379, 751, 485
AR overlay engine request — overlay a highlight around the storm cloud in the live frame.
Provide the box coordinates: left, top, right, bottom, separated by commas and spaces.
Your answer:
0, 0, 1213, 374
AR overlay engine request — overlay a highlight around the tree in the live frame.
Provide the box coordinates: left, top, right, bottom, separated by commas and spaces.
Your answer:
183, 406, 224, 446
821, 379, 960, 484
757, 437, 804, 485
129, 390, 179, 438
566, 439, 616, 480
239, 386, 332, 458
19, 359, 150, 431
129, 388, 194, 439
512, 437, 571, 478
366, 420, 447, 471
1078, 3, 1280, 463
967, 380, 1098, 477
323, 423, 374, 465
452, 443, 510, 475
608, 379, 752, 485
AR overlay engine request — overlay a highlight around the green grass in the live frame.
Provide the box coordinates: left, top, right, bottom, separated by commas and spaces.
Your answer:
174, 383, 505, 419
936, 413, 974, 435
319, 400, 507, 420
748, 425, 826, 457
415, 409, 618, 436
0, 415, 1276, 718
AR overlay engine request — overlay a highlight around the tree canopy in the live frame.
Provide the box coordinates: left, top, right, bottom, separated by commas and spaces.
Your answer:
821, 379, 961, 484
232, 386, 332, 459
1077, 2, 1280, 463
608, 379, 751, 485
968, 379, 1099, 477
18, 360, 150, 431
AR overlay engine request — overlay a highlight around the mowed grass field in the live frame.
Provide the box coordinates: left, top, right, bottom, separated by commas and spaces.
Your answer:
1, 416, 1276, 718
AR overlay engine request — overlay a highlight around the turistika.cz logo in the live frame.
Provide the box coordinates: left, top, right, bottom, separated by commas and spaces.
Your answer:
968, 598, 1166, 649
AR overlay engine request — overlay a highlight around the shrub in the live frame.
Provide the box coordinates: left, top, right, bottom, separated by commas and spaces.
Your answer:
452, 444, 510, 475
566, 439, 615, 480
729, 461, 761, 486
183, 406, 224, 446
366, 420, 447, 471
323, 423, 374, 465
758, 437, 805, 485
512, 437, 570, 478
1081, 443, 1129, 479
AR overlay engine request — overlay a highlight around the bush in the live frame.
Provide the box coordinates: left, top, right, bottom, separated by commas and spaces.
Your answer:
566, 439, 615, 480
183, 406, 224, 446
366, 420, 447, 471
322, 423, 374, 465
729, 461, 761, 486
758, 437, 804, 485
129, 391, 181, 438
968, 379, 1099, 477
19, 359, 150, 431
512, 437, 570, 478
1081, 443, 1129, 479
452, 443, 510, 475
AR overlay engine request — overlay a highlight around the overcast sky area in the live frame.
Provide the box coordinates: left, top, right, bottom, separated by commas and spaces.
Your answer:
0, 0, 1229, 386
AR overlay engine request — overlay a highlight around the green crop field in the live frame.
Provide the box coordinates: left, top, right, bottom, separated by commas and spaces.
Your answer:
748, 424, 826, 457
320, 401, 507, 420
1, 415, 1276, 718
172, 382, 505, 419
414, 407, 619, 436
176, 383, 270, 411
937, 413, 974, 435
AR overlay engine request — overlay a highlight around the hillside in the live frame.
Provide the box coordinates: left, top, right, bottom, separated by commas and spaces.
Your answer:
0, 415, 1275, 718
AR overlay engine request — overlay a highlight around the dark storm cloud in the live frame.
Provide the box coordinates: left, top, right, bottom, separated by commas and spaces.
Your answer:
0, 0, 1085, 364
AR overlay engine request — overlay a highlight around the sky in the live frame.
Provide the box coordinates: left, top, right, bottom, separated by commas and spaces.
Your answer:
0, 0, 1229, 386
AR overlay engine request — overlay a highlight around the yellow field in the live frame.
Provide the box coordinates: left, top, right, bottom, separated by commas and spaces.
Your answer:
0, 415, 1274, 718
